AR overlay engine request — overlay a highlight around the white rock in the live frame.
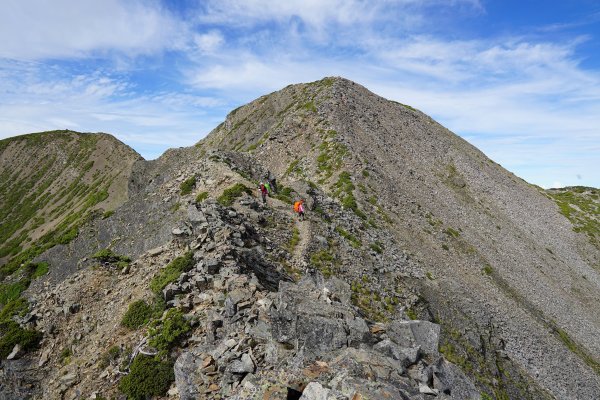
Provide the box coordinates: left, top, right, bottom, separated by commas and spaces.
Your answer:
419, 382, 439, 395
300, 382, 331, 400
7, 344, 23, 360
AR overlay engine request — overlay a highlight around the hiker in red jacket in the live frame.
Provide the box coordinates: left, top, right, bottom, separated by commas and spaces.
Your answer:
260, 182, 268, 204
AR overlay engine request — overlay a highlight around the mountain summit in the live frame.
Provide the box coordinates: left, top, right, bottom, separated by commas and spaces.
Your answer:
1, 77, 599, 399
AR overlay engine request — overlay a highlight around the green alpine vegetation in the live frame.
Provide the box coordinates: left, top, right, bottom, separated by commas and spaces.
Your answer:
217, 183, 252, 206
148, 308, 192, 354
0, 130, 140, 276
195, 191, 209, 203
92, 248, 132, 269
333, 171, 367, 220
316, 130, 347, 182
547, 187, 600, 249
150, 252, 195, 294
118, 355, 174, 400
122, 300, 153, 329
179, 175, 196, 195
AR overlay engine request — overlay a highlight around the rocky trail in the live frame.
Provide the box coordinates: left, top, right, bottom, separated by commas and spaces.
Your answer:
23, 195, 478, 399
292, 219, 311, 269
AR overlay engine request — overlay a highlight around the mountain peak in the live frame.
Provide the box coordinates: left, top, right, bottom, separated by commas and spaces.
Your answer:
1, 80, 599, 399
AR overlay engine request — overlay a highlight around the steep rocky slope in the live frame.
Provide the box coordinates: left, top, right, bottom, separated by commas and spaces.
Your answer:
1, 78, 599, 400
202, 77, 600, 398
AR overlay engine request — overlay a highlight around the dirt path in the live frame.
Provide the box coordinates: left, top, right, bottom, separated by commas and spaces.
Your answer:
292, 218, 311, 268
266, 194, 311, 269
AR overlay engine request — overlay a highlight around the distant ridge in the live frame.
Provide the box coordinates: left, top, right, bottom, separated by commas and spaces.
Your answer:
0, 130, 141, 276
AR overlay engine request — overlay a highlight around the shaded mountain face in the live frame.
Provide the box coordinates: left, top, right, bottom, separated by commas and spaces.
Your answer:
0, 130, 141, 275
1, 78, 599, 399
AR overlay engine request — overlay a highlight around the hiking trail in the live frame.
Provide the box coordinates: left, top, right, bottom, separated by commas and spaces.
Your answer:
266, 193, 311, 269
292, 218, 311, 269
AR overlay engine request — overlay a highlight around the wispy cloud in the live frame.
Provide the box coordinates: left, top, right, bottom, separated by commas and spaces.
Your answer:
0, 61, 227, 158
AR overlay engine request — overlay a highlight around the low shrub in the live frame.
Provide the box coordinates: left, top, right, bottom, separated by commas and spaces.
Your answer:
91, 249, 131, 264
0, 321, 42, 359
288, 228, 300, 251
0, 281, 28, 306
0, 297, 28, 323
179, 176, 196, 196
118, 355, 174, 400
121, 300, 154, 330
28, 262, 49, 279
335, 226, 361, 249
195, 191, 209, 203
405, 308, 418, 320
217, 183, 252, 206
148, 308, 192, 353
102, 210, 115, 219
60, 347, 72, 364
99, 345, 121, 369
274, 186, 294, 204
444, 227, 460, 238
369, 242, 383, 254
150, 252, 194, 294
310, 250, 336, 278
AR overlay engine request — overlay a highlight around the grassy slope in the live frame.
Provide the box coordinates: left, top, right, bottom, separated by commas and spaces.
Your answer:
0, 130, 140, 275
547, 186, 600, 251
0, 130, 140, 353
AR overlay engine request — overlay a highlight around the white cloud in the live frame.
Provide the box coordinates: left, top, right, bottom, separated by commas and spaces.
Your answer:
0, 0, 188, 60
0, 65, 228, 159
193, 31, 225, 54
198, 0, 481, 26
197, 0, 377, 27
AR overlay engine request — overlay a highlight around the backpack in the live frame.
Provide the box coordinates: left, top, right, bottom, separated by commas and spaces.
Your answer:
294, 201, 301, 213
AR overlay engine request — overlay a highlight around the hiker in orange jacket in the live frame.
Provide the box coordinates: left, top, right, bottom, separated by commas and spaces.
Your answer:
294, 199, 305, 221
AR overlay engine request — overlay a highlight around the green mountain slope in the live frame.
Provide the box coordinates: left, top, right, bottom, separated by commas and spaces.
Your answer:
547, 187, 600, 252
0, 130, 141, 275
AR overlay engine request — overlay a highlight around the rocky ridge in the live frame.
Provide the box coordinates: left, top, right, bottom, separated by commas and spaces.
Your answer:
1, 77, 599, 399
201, 77, 600, 398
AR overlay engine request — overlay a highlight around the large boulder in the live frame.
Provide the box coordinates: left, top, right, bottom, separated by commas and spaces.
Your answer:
296, 315, 348, 352
388, 320, 440, 358
299, 382, 335, 400
431, 358, 480, 399
174, 352, 202, 400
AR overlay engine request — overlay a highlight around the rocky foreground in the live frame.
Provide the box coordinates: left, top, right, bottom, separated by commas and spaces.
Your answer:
7, 193, 477, 399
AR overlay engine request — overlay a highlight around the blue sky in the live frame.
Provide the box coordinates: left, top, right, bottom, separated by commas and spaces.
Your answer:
1, 1, 599, 188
